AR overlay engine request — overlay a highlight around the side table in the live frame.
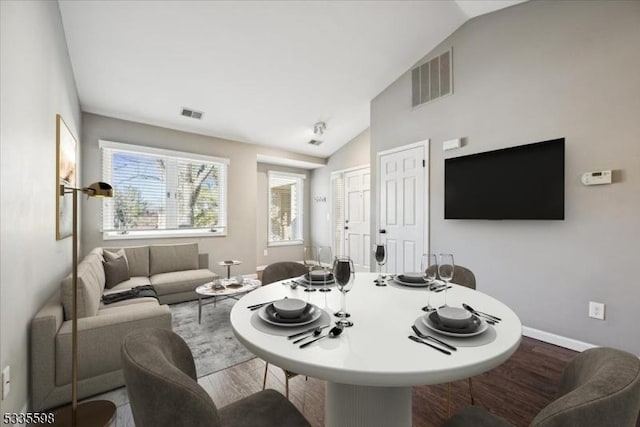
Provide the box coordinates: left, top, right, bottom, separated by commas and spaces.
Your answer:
218, 260, 241, 279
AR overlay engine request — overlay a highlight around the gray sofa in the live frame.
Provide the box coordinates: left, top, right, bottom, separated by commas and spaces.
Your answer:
31, 243, 218, 411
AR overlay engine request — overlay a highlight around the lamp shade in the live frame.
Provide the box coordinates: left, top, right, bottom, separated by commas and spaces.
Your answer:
84, 182, 113, 198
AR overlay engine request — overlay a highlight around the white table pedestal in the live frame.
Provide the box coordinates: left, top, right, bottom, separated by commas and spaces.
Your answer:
325, 383, 412, 427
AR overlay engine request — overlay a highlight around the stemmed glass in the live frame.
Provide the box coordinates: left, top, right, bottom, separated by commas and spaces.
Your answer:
333, 257, 355, 327
317, 246, 333, 292
438, 253, 455, 306
302, 246, 317, 293
421, 253, 438, 312
373, 243, 387, 286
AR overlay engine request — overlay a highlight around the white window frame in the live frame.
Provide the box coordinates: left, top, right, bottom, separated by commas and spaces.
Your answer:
99, 140, 229, 240
267, 170, 305, 246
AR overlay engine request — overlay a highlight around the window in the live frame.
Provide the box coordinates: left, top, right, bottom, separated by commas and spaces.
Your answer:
100, 140, 228, 239
268, 171, 304, 245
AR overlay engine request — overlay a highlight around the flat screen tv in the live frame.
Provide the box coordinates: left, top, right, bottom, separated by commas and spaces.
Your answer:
444, 138, 565, 220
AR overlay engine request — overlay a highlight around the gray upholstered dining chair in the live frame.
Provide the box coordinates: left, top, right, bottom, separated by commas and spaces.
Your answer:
444, 347, 640, 427
439, 265, 477, 414
121, 328, 311, 427
261, 261, 310, 398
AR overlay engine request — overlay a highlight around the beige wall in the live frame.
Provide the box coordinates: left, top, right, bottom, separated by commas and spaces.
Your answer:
310, 128, 370, 249
256, 164, 311, 267
80, 113, 324, 278
0, 1, 82, 412
370, 1, 640, 354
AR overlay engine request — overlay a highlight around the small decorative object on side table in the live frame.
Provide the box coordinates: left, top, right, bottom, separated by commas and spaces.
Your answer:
218, 260, 241, 279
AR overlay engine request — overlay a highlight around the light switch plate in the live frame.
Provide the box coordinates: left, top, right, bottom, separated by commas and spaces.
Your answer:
2, 366, 10, 399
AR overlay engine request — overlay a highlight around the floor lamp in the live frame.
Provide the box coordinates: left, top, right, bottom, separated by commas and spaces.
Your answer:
53, 182, 116, 427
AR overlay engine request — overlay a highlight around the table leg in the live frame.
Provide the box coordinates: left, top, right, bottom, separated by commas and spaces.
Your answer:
198, 295, 202, 324
226, 265, 231, 279
325, 383, 411, 427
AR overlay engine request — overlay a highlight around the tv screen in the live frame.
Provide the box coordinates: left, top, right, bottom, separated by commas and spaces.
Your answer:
444, 138, 565, 220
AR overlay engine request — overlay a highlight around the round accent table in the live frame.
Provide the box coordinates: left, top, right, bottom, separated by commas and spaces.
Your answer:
230, 272, 521, 427
218, 260, 241, 279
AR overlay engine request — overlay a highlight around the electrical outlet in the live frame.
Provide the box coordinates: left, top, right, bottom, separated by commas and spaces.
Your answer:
263, 249, 268, 257
589, 302, 605, 320
2, 366, 10, 399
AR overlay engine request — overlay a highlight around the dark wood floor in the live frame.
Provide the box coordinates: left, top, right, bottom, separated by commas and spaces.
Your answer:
201, 336, 640, 427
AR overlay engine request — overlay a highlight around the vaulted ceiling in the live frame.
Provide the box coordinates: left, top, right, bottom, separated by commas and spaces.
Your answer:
59, 1, 525, 157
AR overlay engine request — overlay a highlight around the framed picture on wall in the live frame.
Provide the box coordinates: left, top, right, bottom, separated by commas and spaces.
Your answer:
56, 114, 77, 240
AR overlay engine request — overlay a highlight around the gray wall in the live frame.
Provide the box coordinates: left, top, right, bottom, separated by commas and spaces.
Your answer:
256, 164, 311, 267
311, 129, 371, 249
370, 0, 640, 354
81, 113, 324, 278
0, 1, 82, 412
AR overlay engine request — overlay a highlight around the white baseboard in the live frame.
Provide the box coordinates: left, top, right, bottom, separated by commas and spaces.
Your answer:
522, 326, 597, 352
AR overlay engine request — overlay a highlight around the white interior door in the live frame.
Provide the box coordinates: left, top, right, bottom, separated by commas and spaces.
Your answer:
378, 142, 428, 274
344, 167, 371, 272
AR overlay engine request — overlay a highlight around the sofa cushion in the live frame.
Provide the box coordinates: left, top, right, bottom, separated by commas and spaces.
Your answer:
124, 246, 150, 277
105, 277, 152, 292
149, 243, 198, 276
103, 248, 128, 266
103, 257, 130, 289
61, 251, 104, 320
150, 269, 216, 295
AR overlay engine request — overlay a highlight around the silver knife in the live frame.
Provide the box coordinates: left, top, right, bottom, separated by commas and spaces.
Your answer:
287, 324, 329, 339
408, 336, 451, 355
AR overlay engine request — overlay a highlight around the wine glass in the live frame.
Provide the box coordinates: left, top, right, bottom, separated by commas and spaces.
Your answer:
373, 243, 387, 286
333, 257, 355, 327
438, 253, 455, 306
421, 253, 438, 312
317, 246, 333, 292
302, 246, 317, 293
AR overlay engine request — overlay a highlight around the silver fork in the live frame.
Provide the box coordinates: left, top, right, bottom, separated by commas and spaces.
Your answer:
411, 325, 457, 351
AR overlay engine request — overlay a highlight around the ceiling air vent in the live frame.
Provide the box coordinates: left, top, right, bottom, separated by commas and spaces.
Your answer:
180, 107, 204, 120
411, 48, 452, 107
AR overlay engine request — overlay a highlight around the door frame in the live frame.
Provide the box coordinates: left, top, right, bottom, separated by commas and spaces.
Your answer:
330, 164, 370, 259
376, 139, 430, 262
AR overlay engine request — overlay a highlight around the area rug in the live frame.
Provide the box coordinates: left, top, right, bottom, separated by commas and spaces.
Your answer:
170, 298, 256, 378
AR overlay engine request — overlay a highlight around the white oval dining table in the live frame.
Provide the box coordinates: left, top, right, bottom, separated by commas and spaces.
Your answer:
230, 273, 522, 427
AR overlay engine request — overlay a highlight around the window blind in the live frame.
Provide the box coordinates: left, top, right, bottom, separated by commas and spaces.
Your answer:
100, 141, 227, 236
268, 172, 304, 243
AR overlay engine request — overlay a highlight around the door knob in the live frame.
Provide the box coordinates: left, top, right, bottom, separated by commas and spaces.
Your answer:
379, 229, 386, 234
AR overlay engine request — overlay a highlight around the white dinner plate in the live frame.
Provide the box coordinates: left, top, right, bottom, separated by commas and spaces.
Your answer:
421, 313, 489, 337
258, 303, 322, 327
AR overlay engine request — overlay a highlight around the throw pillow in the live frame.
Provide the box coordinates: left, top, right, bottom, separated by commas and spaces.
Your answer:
103, 248, 129, 266
103, 256, 131, 289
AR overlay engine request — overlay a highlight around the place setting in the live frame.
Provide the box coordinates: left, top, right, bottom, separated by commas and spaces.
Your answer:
410, 304, 498, 351
407, 253, 500, 352
293, 246, 337, 292
247, 294, 331, 336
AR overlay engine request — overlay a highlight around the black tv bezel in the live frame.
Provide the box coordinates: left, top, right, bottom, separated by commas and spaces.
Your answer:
444, 138, 565, 220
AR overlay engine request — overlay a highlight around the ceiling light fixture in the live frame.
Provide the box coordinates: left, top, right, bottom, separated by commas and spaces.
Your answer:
308, 122, 326, 146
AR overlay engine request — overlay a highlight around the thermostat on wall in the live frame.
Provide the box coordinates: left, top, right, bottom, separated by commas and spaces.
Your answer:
581, 170, 612, 186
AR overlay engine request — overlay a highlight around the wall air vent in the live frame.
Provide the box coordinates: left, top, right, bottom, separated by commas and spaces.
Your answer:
411, 48, 452, 107
180, 107, 204, 119
308, 139, 323, 146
